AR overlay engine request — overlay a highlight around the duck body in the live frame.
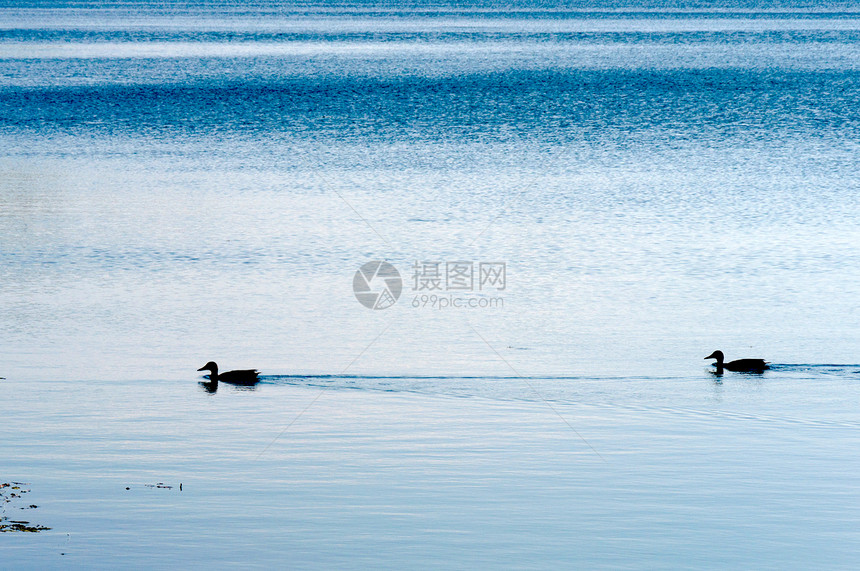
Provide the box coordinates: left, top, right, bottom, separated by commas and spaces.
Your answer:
197, 361, 260, 386
705, 350, 768, 373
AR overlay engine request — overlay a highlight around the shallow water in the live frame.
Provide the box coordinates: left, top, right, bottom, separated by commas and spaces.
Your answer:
4, 372, 860, 568
2, 2, 860, 568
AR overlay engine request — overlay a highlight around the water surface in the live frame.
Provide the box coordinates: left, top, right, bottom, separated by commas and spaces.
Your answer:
2, 3, 860, 568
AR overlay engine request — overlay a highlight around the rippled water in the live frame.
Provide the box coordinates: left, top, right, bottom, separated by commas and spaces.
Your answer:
2, 2, 860, 568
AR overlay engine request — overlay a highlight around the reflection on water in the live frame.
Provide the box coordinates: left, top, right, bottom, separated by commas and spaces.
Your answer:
199, 379, 259, 393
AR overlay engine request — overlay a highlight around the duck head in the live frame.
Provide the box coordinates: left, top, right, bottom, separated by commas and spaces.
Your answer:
197, 361, 219, 375
704, 350, 724, 364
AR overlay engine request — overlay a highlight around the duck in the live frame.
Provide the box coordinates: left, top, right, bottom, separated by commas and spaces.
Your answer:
197, 361, 260, 386
705, 350, 768, 373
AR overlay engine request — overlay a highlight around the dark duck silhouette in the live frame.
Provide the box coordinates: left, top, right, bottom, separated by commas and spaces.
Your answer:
197, 361, 260, 391
705, 350, 768, 374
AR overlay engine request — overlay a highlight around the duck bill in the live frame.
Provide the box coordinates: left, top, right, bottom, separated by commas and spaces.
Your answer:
197, 366, 207, 371
704, 352, 718, 360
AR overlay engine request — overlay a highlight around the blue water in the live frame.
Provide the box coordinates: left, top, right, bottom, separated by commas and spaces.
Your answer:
2, 2, 860, 568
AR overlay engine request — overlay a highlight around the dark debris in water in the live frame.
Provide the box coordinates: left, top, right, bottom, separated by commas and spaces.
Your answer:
0, 482, 50, 533
126, 482, 183, 491
1, 521, 50, 533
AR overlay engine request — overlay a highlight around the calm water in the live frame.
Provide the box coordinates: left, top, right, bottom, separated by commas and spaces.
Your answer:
2, 2, 860, 568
